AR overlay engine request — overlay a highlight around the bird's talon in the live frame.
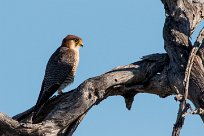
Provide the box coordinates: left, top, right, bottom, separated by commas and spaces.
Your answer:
58, 90, 65, 95
59, 92, 65, 95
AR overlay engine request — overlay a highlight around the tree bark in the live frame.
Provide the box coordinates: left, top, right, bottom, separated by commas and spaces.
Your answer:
0, 0, 204, 136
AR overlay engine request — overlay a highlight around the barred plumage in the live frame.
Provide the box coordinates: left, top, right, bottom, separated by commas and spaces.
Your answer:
34, 35, 83, 110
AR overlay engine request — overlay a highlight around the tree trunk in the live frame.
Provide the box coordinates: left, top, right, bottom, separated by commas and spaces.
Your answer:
0, 0, 204, 136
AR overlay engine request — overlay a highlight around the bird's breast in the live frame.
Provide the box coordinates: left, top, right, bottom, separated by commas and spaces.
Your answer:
67, 49, 79, 76
73, 54, 79, 75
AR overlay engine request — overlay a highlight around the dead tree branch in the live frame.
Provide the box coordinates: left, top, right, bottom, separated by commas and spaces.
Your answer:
172, 31, 202, 136
0, 53, 172, 136
0, 0, 204, 136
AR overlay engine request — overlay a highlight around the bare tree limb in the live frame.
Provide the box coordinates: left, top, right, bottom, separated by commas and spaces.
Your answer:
0, 53, 172, 136
172, 43, 199, 136
0, 0, 204, 136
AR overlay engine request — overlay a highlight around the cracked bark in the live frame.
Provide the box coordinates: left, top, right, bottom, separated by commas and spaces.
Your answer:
0, 0, 204, 136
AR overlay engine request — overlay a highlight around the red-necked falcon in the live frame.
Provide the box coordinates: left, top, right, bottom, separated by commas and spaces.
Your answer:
35, 35, 83, 110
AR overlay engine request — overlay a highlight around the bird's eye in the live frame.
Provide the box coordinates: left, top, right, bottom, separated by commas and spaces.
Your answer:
74, 39, 78, 43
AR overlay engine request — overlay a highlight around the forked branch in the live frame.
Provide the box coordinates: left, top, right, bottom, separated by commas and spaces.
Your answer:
0, 0, 204, 136
172, 28, 204, 136
0, 53, 172, 136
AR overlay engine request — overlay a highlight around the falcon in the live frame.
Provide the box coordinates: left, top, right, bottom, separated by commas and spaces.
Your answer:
35, 35, 83, 110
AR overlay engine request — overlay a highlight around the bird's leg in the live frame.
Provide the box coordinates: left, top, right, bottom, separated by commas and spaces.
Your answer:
58, 89, 63, 95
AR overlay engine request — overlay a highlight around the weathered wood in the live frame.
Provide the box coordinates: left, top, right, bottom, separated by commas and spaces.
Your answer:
173, 27, 204, 134
162, 0, 204, 113
1, 53, 171, 136
0, 0, 204, 136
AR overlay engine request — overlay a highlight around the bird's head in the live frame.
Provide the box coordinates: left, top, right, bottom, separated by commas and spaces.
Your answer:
61, 35, 83, 50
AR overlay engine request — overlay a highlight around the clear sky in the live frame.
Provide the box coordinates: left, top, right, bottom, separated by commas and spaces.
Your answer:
0, 0, 203, 136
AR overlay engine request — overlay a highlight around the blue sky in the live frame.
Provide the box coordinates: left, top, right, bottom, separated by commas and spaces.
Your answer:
0, 0, 203, 136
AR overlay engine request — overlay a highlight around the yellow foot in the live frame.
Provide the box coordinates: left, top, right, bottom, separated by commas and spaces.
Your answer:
58, 90, 63, 95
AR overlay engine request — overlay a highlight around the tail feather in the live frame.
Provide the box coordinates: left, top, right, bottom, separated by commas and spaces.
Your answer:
34, 81, 45, 110
34, 81, 60, 111
13, 82, 60, 122
12, 106, 35, 122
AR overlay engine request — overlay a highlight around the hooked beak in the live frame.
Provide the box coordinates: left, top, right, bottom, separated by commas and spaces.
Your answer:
79, 39, 84, 47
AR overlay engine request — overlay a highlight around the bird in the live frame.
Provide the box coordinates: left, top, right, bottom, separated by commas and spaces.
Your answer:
34, 34, 83, 110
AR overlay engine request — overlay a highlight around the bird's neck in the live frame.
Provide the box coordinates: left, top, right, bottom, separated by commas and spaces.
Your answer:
68, 48, 79, 76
